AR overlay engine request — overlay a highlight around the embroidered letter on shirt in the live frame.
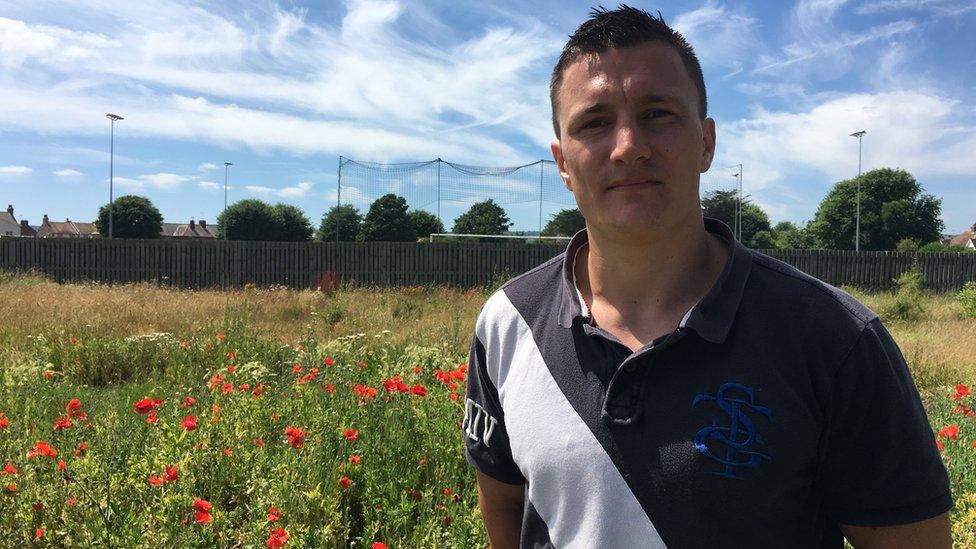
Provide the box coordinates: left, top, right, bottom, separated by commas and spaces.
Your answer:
463, 398, 498, 447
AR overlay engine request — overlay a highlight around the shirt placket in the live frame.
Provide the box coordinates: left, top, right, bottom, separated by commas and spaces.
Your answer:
599, 328, 688, 426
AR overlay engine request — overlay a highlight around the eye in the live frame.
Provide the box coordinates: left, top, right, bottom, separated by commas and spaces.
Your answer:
580, 118, 610, 130
643, 109, 674, 120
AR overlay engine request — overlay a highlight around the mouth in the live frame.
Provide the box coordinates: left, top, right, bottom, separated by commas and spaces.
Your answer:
607, 178, 663, 190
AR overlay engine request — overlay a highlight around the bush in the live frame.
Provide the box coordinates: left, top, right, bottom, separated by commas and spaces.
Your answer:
958, 281, 976, 319
880, 264, 925, 322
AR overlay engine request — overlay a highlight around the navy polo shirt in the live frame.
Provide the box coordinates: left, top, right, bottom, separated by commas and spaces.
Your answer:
463, 217, 951, 548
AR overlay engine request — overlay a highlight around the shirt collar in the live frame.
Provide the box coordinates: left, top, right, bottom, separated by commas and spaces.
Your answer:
557, 217, 752, 344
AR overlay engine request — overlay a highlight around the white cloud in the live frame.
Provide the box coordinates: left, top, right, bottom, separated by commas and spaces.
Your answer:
113, 176, 144, 190
198, 181, 220, 190
715, 90, 976, 211
0, 16, 119, 69
672, 3, 761, 73
198, 162, 218, 171
0, 165, 32, 175
245, 185, 275, 195
854, 0, 976, 16
53, 168, 84, 177
278, 181, 313, 198
139, 172, 187, 190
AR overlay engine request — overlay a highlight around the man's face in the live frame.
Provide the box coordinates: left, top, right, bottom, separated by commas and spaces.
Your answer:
550, 42, 715, 240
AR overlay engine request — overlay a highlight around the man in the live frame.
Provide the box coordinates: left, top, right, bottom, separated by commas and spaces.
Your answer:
462, 5, 952, 548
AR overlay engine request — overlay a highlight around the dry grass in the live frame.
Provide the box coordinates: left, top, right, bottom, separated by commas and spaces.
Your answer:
0, 272, 482, 352
1, 272, 973, 388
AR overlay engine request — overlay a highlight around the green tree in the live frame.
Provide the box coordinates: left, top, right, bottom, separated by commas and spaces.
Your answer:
318, 205, 362, 242
216, 199, 278, 241
771, 221, 814, 249
408, 210, 444, 239
542, 208, 586, 237
700, 190, 772, 249
272, 203, 313, 241
96, 195, 163, 239
452, 199, 511, 236
358, 194, 416, 242
808, 168, 943, 250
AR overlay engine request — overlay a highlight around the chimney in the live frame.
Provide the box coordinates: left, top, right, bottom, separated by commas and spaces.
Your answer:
189, 219, 195, 230
6, 205, 12, 215
42, 214, 49, 224
20, 220, 28, 229
199, 220, 206, 228
971, 222, 976, 233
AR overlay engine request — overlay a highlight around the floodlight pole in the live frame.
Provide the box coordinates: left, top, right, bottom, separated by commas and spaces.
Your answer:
336, 156, 343, 243
437, 158, 442, 225
538, 161, 545, 235
850, 130, 866, 252
223, 161, 232, 240
738, 164, 743, 242
106, 113, 124, 238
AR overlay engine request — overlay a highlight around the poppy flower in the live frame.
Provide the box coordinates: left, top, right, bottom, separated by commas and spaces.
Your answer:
267, 506, 281, 522
74, 441, 88, 457
413, 366, 423, 375
180, 340, 191, 350
410, 385, 427, 397
954, 384, 972, 400
254, 438, 265, 447
284, 426, 307, 449
442, 487, 453, 497
222, 447, 233, 456
372, 543, 389, 549
0, 413, 8, 429
226, 351, 235, 361
338, 475, 352, 490
939, 424, 960, 440
357, 361, 367, 371
343, 428, 358, 442
181, 396, 196, 408
57, 460, 66, 471
133, 398, 163, 415
193, 498, 213, 524
292, 364, 303, 374
181, 416, 198, 431
449, 393, 459, 402
148, 475, 164, 486
66, 399, 83, 415
65, 497, 78, 506
43, 370, 55, 380
146, 411, 159, 424
266, 527, 289, 548
252, 384, 264, 398
3, 462, 17, 475
227, 364, 237, 373
54, 416, 73, 430
5, 483, 15, 492
164, 465, 178, 482
323, 357, 334, 366
325, 384, 335, 394
35, 528, 43, 540
27, 440, 57, 460
349, 454, 361, 465
221, 382, 234, 395
215, 332, 226, 342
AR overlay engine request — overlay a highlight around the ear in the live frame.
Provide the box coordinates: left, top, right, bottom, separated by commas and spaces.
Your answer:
550, 139, 572, 191
700, 117, 716, 173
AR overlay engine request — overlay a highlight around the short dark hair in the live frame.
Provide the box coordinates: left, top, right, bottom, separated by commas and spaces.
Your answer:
549, 5, 707, 138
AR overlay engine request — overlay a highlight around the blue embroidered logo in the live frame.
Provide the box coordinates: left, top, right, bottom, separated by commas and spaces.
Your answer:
692, 382, 771, 479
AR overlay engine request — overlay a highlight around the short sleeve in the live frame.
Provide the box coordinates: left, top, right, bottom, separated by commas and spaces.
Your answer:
463, 333, 525, 485
820, 317, 952, 526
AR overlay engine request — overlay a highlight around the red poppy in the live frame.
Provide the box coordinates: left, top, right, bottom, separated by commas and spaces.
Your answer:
343, 428, 358, 442
181, 416, 198, 431
442, 515, 451, 527
449, 393, 459, 402
3, 462, 17, 475
212, 404, 221, 415
936, 437, 944, 451
54, 416, 73, 430
292, 364, 303, 374
252, 384, 264, 398
146, 411, 159, 424
254, 438, 265, 447
43, 370, 55, 379
442, 487, 452, 497
357, 360, 367, 371
74, 441, 88, 457
227, 364, 237, 373
284, 426, 307, 449
413, 366, 423, 374
954, 384, 972, 400
35, 528, 43, 540
221, 382, 234, 395
180, 340, 190, 350
57, 460, 66, 471
410, 385, 427, 397
27, 440, 57, 460
338, 475, 352, 490
181, 396, 196, 408
65, 497, 78, 506
222, 447, 233, 456
372, 543, 389, 549
193, 498, 213, 524
133, 398, 163, 415
215, 332, 226, 342
66, 399, 83, 414
267, 506, 281, 522
939, 424, 960, 440
5, 483, 15, 492
266, 527, 289, 549
164, 465, 178, 482
226, 351, 235, 361
323, 357, 334, 366
349, 454, 361, 465
148, 475, 164, 486
0, 412, 8, 429
325, 384, 335, 394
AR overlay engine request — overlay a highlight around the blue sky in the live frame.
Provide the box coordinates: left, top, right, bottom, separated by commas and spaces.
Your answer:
1, 0, 974, 234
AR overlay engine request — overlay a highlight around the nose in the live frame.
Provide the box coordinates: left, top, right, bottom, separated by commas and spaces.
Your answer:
609, 119, 650, 165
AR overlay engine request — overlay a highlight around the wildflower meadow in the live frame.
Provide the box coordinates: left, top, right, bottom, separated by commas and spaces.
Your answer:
0, 272, 974, 547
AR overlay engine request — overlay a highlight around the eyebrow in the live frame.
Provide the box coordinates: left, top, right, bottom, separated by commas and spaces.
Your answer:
571, 93, 685, 119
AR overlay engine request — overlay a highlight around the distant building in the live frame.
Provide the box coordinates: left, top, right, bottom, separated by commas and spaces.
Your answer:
160, 219, 216, 239
35, 215, 101, 238
947, 222, 976, 250
0, 205, 20, 237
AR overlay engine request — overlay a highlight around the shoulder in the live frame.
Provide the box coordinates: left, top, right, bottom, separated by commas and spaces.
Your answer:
746, 249, 878, 327
475, 253, 565, 339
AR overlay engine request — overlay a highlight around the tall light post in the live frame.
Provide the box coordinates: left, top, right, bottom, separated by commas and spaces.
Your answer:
223, 161, 232, 240
106, 113, 124, 238
850, 130, 866, 252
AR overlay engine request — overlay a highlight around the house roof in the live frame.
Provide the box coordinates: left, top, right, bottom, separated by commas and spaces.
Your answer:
43, 220, 100, 236
160, 222, 215, 238
949, 224, 976, 247
0, 211, 15, 226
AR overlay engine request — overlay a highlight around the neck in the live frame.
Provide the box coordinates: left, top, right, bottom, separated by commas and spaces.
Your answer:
577, 213, 727, 322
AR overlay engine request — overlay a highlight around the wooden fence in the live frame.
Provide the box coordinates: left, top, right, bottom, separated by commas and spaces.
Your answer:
1, 237, 974, 292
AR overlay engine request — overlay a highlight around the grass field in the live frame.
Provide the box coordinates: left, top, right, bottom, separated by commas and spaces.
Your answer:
0, 271, 974, 547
